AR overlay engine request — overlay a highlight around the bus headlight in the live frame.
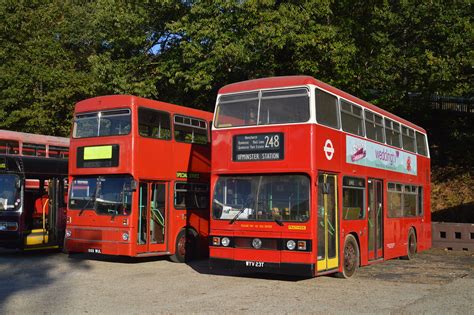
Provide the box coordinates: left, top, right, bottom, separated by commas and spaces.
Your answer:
221, 237, 230, 247
286, 240, 296, 250
65, 229, 72, 238
122, 232, 129, 241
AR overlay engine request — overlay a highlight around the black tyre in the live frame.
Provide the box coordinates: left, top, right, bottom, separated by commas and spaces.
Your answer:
338, 234, 360, 279
402, 228, 417, 260
60, 236, 68, 254
170, 229, 197, 263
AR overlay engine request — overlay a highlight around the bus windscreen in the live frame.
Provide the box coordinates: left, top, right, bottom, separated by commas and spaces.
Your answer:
212, 174, 310, 222
0, 174, 20, 211
69, 175, 133, 216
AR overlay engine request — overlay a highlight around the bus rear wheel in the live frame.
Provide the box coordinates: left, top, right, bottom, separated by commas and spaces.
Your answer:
338, 234, 359, 279
170, 229, 197, 263
402, 228, 417, 260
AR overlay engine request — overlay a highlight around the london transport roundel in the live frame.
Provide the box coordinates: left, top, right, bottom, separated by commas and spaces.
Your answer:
324, 139, 334, 160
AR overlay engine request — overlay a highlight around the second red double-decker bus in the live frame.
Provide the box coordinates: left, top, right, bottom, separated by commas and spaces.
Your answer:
209, 76, 431, 277
65, 95, 212, 262
0, 130, 69, 250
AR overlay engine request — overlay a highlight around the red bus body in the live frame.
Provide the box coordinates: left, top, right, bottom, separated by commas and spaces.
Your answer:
0, 130, 69, 250
65, 95, 212, 260
209, 76, 431, 277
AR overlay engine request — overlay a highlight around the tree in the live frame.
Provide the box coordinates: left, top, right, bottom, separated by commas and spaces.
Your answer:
158, 0, 356, 110
0, 0, 186, 136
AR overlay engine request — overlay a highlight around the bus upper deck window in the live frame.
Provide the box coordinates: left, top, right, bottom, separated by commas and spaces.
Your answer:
315, 89, 339, 129
73, 109, 131, 138
0, 140, 19, 154
415, 131, 428, 156
364, 110, 384, 144
138, 107, 171, 140
215, 88, 309, 128
340, 100, 364, 137
401, 126, 416, 153
384, 118, 401, 148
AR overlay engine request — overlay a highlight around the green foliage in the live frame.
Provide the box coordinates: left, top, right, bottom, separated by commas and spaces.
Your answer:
0, 0, 472, 136
0, 0, 185, 135
159, 0, 356, 108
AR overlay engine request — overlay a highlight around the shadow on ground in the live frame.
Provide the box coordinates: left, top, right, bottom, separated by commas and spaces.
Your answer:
356, 249, 473, 284
186, 258, 313, 282
66, 252, 170, 264
0, 249, 91, 311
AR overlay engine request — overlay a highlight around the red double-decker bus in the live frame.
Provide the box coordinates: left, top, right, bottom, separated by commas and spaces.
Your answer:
0, 130, 69, 250
209, 76, 431, 277
65, 95, 212, 262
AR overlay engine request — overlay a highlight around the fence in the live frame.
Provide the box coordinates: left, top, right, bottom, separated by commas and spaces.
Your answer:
432, 222, 474, 251
408, 94, 474, 113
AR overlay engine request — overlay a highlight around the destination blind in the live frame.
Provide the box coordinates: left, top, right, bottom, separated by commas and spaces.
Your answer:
233, 133, 284, 162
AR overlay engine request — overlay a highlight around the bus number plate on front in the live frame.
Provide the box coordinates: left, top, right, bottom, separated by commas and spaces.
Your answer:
245, 261, 265, 268
233, 133, 284, 162
88, 248, 101, 254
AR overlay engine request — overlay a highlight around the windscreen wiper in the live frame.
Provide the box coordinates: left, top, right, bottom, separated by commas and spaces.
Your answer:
229, 206, 246, 225
78, 196, 95, 216
79, 184, 99, 216
274, 217, 284, 226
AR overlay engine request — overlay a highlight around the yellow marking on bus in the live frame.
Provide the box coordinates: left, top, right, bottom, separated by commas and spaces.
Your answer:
84, 145, 112, 160
0, 163, 5, 169
288, 225, 306, 231
240, 224, 272, 229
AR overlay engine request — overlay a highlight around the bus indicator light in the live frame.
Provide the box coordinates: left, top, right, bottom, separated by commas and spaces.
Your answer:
212, 237, 221, 246
297, 241, 307, 251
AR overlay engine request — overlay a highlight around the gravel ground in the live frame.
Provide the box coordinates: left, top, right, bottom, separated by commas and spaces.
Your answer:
0, 248, 472, 314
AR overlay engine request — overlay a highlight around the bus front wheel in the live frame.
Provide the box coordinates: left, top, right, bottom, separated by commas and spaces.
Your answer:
402, 228, 417, 260
170, 229, 197, 263
338, 234, 359, 279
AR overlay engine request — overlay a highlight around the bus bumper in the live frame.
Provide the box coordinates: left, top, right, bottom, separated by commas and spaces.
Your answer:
65, 238, 132, 256
210, 257, 315, 277
0, 232, 22, 249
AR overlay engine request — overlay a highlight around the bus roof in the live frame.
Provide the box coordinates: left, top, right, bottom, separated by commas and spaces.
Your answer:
0, 129, 69, 147
75, 95, 213, 120
218, 76, 426, 134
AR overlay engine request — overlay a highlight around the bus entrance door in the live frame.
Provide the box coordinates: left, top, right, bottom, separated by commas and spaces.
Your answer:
317, 173, 339, 272
368, 179, 383, 261
137, 182, 168, 254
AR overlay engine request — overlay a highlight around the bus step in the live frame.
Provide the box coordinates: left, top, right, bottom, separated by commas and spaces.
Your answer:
25, 229, 49, 246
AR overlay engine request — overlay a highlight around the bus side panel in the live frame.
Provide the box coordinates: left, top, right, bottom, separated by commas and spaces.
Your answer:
187, 209, 210, 257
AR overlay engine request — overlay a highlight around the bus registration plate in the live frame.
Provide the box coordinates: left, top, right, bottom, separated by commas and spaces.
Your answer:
245, 261, 264, 267
88, 248, 101, 254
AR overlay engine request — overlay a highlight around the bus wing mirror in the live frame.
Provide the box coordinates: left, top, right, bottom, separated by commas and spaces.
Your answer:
130, 180, 137, 192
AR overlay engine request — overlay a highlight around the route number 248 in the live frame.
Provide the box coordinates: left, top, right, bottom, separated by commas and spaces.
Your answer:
264, 135, 280, 148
